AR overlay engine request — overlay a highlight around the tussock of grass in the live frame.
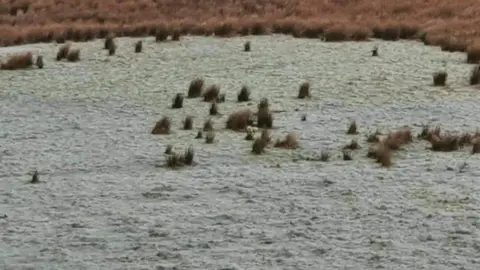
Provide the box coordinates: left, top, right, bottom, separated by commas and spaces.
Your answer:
237, 86, 250, 102
152, 116, 171, 135
188, 78, 204, 98
433, 71, 447, 86
183, 116, 193, 130
226, 109, 254, 131
297, 82, 311, 99
1, 52, 33, 70
274, 132, 298, 149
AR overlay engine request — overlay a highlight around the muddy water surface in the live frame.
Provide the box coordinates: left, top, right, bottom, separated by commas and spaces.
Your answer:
0, 35, 479, 270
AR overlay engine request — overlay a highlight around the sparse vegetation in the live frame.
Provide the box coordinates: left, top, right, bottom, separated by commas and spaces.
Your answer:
347, 121, 359, 135
203, 118, 214, 131
205, 131, 215, 143
166, 146, 195, 168
172, 93, 184, 109
183, 116, 193, 130
152, 117, 171, 135
297, 82, 311, 99
188, 78, 204, 98
36, 55, 44, 69
470, 65, 480, 85
252, 138, 267, 155
244, 41, 251, 52
66, 48, 80, 62
1, 52, 33, 70
209, 102, 218, 115
237, 86, 251, 102
227, 109, 254, 131
274, 132, 298, 149
135, 41, 143, 53
433, 71, 447, 86
203, 85, 220, 102
56, 43, 71, 61
257, 98, 273, 129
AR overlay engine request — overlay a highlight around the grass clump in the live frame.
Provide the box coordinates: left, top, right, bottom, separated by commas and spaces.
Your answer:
257, 98, 273, 129
135, 41, 143, 53
151, 116, 171, 135
433, 71, 447, 86
203, 85, 220, 102
0, 52, 33, 70
183, 116, 193, 130
274, 132, 298, 149
237, 86, 251, 102
226, 109, 254, 131
171, 93, 184, 109
297, 82, 311, 99
188, 78, 204, 98
56, 43, 71, 61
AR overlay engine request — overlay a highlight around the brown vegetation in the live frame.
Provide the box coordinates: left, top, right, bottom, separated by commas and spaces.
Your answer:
244, 41, 251, 52
274, 132, 298, 149
36, 55, 44, 69
164, 144, 173, 154
433, 71, 447, 86
203, 118, 214, 131
257, 98, 273, 129
347, 121, 359, 135
0, 0, 479, 62
152, 116, 171, 135
66, 48, 80, 62
252, 138, 267, 155
470, 65, 480, 85
172, 93, 184, 109
1, 52, 33, 70
135, 41, 143, 53
56, 43, 71, 61
203, 85, 220, 102
297, 82, 311, 99
226, 109, 254, 131
237, 86, 250, 102
183, 116, 193, 130
209, 102, 218, 115
166, 146, 194, 168
367, 143, 392, 167
188, 78, 204, 98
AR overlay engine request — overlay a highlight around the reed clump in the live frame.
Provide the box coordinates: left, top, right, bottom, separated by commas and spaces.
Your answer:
226, 109, 254, 131
188, 78, 204, 98
433, 71, 447, 86
297, 82, 311, 99
183, 116, 193, 130
274, 132, 298, 149
237, 86, 251, 102
152, 116, 171, 135
0, 52, 33, 70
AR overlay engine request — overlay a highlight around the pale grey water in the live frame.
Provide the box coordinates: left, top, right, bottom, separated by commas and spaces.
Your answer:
0, 35, 479, 270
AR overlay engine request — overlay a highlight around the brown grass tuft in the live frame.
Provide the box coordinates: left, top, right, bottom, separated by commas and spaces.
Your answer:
1, 52, 33, 70
172, 93, 184, 109
188, 78, 204, 98
274, 132, 298, 149
209, 102, 219, 115
261, 129, 271, 143
343, 139, 360, 150
165, 144, 173, 154
183, 116, 193, 130
472, 139, 480, 154
298, 82, 311, 99
418, 125, 441, 141
429, 135, 459, 152
203, 85, 220, 102
135, 41, 143, 53
195, 131, 203, 139
36, 55, 44, 69
156, 26, 169, 42
467, 43, 480, 64
469, 65, 480, 85
66, 48, 80, 62
367, 143, 392, 167
238, 86, 251, 102
226, 109, 254, 131
56, 43, 71, 61
342, 150, 353, 160
108, 40, 116, 56
152, 116, 171, 135
383, 129, 413, 150
252, 138, 267, 155
205, 131, 215, 144
203, 118, 214, 131
104, 33, 115, 50
171, 30, 181, 41
347, 121, 359, 135
372, 46, 379, 56
244, 41, 251, 52
433, 71, 447, 86
301, 114, 307, 121
257, 98, 273, 129
245, 130, 255, 141
166, 146, 195, 168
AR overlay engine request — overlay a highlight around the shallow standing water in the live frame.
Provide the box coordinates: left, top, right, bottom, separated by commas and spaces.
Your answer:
0, 35, 479, 270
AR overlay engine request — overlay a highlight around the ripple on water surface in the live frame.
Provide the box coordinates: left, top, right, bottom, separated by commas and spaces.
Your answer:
0, 36, 479, 270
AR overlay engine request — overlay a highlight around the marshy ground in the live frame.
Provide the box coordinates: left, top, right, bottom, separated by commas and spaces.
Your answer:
0, 35, 479, 269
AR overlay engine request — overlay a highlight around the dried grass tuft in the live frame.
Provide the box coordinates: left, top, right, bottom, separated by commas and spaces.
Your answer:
472, 139, 480, 154
367, 143, 392, 167
203, 118, 214, 131
135, 41, 143, 53
104, 33, 115, 50
1, 52, 33, 70
433, 71, 447, 86
152, 116, 171, 135
226, 109, 254, 131
195, 131, 203, 139
274, 132, 298, 149
203, 85, 220, 102
172, 93, 184, 109
66, 48, 80, 62
237, 86, 251, 102
209, 102, 218, 115
347, 121, 359, 135
469, 65, 480, 85
343, 139, 360, 150
342, 150, 353, 160
252, 138, 267, 155
257, 98, 273, 129
188, 78, 204, 98
56, 43, 71, 61
36, 55, 44, 69
320, 151, 330, 162
244, 41, 251, 52
164, 144, 173, 154
183, 116, 193, 130
298, 82, 311, 99
205, 131, 215, 144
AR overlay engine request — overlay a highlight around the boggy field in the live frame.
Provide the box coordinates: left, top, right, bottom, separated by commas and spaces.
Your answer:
0, 34, 480, 269
2, 0, 480, 60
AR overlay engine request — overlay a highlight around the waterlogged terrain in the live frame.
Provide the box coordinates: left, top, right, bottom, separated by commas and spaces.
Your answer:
0, 35, 479, 270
